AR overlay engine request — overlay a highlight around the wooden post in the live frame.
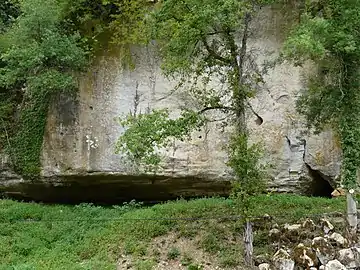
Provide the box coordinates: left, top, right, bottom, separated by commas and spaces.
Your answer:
244, 220, 254, 267
347, 191, 357, 241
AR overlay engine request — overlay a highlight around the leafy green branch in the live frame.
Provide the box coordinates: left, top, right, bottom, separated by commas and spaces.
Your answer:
115, 109, 205, 172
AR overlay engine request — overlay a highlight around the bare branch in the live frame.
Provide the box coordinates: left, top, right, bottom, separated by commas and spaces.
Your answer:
202, 37, 232, 65
246, 100, 263, 125
199, 106, 234, 114
238, 13, 251, 81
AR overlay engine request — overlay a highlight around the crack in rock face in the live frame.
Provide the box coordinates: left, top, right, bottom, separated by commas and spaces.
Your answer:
280, 132, 334, 197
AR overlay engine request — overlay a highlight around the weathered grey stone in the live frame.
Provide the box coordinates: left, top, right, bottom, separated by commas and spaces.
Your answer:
1, 173, 232, 203
324, 259, 347, 270
337, 247, 360, 269
312, 236, 335, 265
269, 228, 281, 242
284, 224, 302, 231
304, 131, 341, 188
272, 249, 295, 270
292, 243, 317, 268
283, 223, 302, 242
329, 233, 347, 247
302, 219, 316, 231
0, 154, 26, 198
258, 263, 271, 270
255, 254, 269, 265
321, 218, 334, 235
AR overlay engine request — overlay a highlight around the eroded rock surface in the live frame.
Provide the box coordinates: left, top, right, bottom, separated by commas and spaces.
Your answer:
1, 8, 342, 203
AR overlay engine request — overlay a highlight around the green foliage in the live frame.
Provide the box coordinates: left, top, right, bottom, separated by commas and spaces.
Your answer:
180, 253, 193, 266
0, 195, 346, 269
116, 109, 204, 172
0, 0, 88, 178
62, 0, 134, 55
227, 134, 266, 217
218, 245, 242, 267
0, 200, 137, 269
0, 0, 19, 34
116, 1, 275, 204
167, 247, 180, 260
109, 0, 150, 45
151, 0, 274, 76
187, 264, 204, 270
282, 0, 360, 190
134, 259, 156, 270
0, 0, 149, 177
282, 15, 329, 65
227, 135, 266, 195
10, 94, 50, 176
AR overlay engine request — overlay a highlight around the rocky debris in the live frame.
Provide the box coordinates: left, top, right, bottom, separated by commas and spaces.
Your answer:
254, 214, 273, 230
255, 254, 269, 265
331, 188, 346, 197
284, 224, 302, 231
323, 259, 347, 270
269, 228, 281, 242
312, 236, 335, 265
261, 218, 360, 270
258, 263, 270, 270
272, 249, 295, 270
337, 247, 360, 269
283, 223, 302, 242
328, 233, 347, 247
302, 218, 316, 231
320, 218, 334, 235
292, 243, 317, 268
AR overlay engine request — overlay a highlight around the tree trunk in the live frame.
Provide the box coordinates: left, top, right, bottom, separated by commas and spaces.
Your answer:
244, 220, 254, 267
232, 13, 253, 267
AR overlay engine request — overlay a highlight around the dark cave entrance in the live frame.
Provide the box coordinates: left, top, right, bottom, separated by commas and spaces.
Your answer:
305, 165, 334, 198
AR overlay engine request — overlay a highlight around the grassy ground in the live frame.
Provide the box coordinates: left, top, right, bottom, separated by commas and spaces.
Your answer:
0, 195, 347, 270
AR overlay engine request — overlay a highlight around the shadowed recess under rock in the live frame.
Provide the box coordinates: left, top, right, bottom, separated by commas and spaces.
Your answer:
305, 165, 334, 198
0, 174, 232, 204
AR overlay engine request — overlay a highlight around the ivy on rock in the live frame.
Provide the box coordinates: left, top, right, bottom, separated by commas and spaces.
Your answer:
0, 0, 149, 178
0, 0, 88, 178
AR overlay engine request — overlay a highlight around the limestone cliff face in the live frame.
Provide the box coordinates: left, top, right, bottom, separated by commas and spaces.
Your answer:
1, 9, 341, 202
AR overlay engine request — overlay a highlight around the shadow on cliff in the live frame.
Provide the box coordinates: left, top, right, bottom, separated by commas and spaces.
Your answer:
1, 169, 335, 205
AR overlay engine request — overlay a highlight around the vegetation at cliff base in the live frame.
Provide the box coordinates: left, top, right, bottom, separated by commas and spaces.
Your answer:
0, 195, 346, 269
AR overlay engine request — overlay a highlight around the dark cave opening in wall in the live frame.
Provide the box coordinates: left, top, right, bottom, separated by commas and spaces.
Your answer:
306, 165, 334, 198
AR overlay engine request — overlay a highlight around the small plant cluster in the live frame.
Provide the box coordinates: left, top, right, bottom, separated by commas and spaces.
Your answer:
116, 109, 204, 172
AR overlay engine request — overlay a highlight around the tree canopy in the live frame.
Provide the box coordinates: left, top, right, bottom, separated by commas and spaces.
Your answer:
282, 0, 360, 190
